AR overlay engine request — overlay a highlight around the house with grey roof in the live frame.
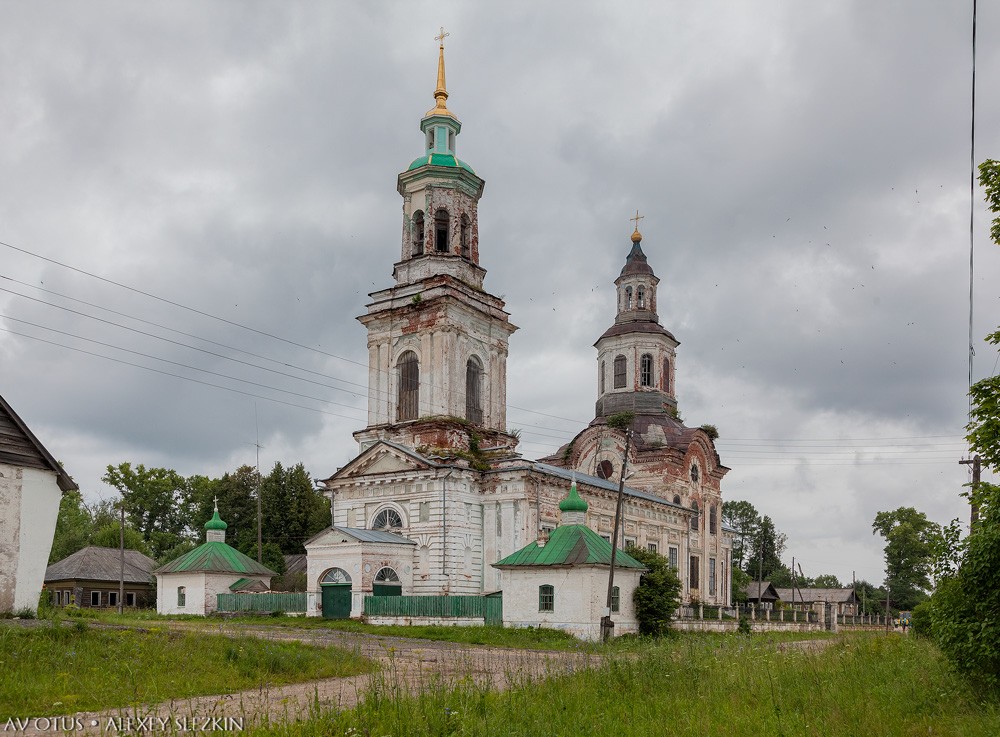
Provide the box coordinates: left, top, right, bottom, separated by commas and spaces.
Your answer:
0, 393, 77, 614
45, 546, 156, 608
154, 503, 275, 616
775, 587, 860, 616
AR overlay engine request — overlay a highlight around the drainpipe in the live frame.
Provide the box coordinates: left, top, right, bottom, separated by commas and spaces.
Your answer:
441, 470, 453, 593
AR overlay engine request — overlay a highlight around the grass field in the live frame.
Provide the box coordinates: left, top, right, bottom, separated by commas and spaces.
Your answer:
49, 609, 610, 651
0, 622, 373, 719
251, 633, 1000, 737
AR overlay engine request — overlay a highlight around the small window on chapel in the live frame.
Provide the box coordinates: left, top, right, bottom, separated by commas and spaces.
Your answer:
539, 585, 554, 612
625, 286, 633, 310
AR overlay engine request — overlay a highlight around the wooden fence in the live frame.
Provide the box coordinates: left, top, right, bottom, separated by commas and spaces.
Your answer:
364, 594, 502, 624
216, 592, 307, 613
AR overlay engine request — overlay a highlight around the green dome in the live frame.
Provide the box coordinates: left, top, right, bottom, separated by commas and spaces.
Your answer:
407, 153, 476, 173
205, 508, 228, 531
559, 482, 588, 513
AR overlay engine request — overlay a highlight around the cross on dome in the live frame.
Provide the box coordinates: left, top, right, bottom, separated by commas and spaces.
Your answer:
630, 210, 644, 243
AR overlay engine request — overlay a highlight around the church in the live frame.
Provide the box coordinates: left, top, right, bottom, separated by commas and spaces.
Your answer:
305, 36, 732, 618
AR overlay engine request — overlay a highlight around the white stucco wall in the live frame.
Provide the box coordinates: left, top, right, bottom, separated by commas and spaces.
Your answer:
157, 572, 205, 615
306, 534, 415, 617
0, 464, 62, 613
499, 566, 643, 642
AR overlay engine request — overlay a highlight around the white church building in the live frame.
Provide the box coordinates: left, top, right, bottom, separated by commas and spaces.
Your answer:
305, 37, 732, 618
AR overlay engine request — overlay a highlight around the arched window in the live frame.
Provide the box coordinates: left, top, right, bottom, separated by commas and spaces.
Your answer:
673, 494, 681, 505
466, 356, 483, 424
460, 214, 471, 258
637, 285, 645, 309
690, 501, 700, 531
640, 354, 653, 387
663, 357, 671, 392
372, 508, 403, 530
600, 360, 606, 394
611, 585, 620, 613
373, 567, 402, 596
709, 505, 717, 535
434, 209, 449, 252
625, 286, 633, 310
690, 464, 700, 483
412, 211, 425, 256
538, 584, 554, 612
426, 129, 435, 152
321, 568, 351, 584
177, 586, 186, 607
374, 567, 400, 583
397, 351, 419, 421
613, 355, 627, 389
597, 459, 614, 480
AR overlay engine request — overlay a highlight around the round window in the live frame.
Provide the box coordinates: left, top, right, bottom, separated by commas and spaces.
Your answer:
596, 460, 614, 480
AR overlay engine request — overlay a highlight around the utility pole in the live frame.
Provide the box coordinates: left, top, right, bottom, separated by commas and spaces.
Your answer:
254, 403, 263, 564
791, 556, 796, 608
118, 501, 125, 615
602, 420, 633, 643
959, 455, 981, 529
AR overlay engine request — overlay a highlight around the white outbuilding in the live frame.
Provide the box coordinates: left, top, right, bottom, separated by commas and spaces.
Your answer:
493, 480, 646, 641
0, 393, 77, 615
154, 504, 275, 616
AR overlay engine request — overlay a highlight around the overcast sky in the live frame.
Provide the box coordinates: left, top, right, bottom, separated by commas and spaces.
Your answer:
2, 1, 998, 585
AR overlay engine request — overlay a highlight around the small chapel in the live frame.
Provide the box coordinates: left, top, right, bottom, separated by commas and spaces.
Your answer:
305, 34, 732, 619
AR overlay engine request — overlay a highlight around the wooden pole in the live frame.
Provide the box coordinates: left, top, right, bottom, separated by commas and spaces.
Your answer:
602, 426, 632, 643
118, 502, 125, 615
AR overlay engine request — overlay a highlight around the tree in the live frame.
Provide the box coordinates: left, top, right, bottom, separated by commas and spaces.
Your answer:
872, 507, 940, 611
90, 521, 151, 556
259, 462, 329, 556
48, 490, 94, 563
722, 500, 760, 572
751, 515, 786, 581
812, 574, 843, 588
627, 546, 682, 637
102, 463, 192, 559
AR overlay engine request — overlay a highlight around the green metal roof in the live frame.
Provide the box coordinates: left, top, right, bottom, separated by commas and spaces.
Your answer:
407, 153, 476, 173
154, 541, 276, 576
493, 525, 645, 569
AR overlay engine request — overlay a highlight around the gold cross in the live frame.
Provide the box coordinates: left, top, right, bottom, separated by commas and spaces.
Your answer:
630, 210, 644, 231
435, 26, 450, 47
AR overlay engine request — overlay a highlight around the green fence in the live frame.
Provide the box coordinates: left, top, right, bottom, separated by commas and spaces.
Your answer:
217, 592, 307, 613
364, 594, 502, 624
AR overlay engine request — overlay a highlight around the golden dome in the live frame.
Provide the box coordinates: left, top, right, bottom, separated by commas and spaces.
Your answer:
631, 228, 642, 243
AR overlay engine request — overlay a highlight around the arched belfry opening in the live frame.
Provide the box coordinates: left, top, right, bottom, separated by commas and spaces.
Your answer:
397, 351, 419, 421
434, 209, 449, 252
412, 211, 425, 256
460, 214, 471, 258
466, 356, 483, 424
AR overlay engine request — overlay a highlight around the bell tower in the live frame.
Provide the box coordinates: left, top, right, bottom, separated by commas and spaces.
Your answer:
594, 214, 679, 418
355, 30, 518, 453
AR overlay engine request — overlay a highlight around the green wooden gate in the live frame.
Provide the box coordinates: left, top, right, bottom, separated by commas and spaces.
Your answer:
321, 584, 352, 619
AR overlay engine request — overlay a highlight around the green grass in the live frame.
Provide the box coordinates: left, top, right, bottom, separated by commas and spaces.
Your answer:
0, 622, 374, 719
48, 609, 608, 651
251, 633, 1000, 737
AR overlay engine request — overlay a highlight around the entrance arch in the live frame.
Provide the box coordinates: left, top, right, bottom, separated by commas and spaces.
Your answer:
319, 568, 352, 619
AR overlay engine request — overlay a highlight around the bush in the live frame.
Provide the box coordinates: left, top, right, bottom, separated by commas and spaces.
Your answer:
626, 546, 681, 637
910, 600, 932, 638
